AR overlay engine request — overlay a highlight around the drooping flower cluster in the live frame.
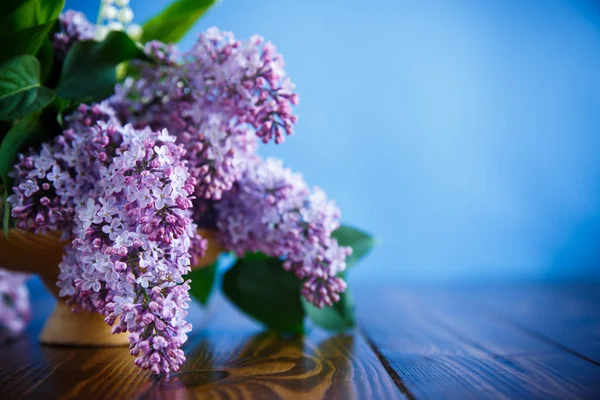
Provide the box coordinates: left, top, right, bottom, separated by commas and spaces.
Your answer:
111, 27, 298, 201
9, 103, 203, 374
0, 268, 30, 341
215, 157, 352, 308
52, 10, 94, 60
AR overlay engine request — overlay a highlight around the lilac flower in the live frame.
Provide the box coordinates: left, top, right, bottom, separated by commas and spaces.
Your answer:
0, 268, 30, 341
9, 104, 206, 375
215, 157, 352, 308
110, 27, 298, 201
153, 186, 173, 210
143, 41, 179, 66
52, 10, 94, 60
8, 103, 121, 235
8, 149, 74, 234
7, 13, 351, 372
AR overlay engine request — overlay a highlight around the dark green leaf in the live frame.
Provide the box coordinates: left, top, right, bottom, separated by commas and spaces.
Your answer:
141, 0, 216, 44
333, 225, 375, 267
1, 0, 63, 32
188, 261, 218, 306
222, 254, 305, 334
0, 20, 57, 62
0, 0, 28, 20
48, 96, 71, 116
0, 0, 63, 62
56, 31, 148, 102
302, 287, 355, 333
0, 55, 54, 120
0, 114, 42, 194
36, 37, 54, 83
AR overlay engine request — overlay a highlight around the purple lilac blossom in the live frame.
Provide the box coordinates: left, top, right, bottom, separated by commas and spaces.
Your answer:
9, 103, 205, 374
52, 10, 95, 60
8, 14, 350, 371
0, 268, 30, 341
111, 27, 298, 201
8, 103, 120, 235
215, 157, 352, 308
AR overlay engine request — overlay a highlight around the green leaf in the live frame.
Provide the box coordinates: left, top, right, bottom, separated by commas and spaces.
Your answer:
48, 96, 71, 116
0, 20, 57, 62
141, 0, 216, 44
188, 261, 218, 306
1, 0, 64, 32
56, 31, 148, 102
0, 0, 28, 19
0, 114, 42, 195
302, 287, 355, 333
0, 0, 63, 62
333, 225, 375, 267
222, 254, 305, 335
0, 55, 54, 120
36, 37, 54, 83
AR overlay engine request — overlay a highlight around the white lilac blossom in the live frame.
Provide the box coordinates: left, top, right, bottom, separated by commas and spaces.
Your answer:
9, 104, 205, 374
52, 10, 95, 60
0, 268, 30, 341
96, 0, 142, 41
215, 157, 352, 308
111, 27, 299, 201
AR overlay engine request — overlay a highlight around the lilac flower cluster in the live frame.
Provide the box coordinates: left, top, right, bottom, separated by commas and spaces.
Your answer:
109, 26, 349, 308
215, 157, 352, 308
0, 268, 30, 341
52, 10, 94, 60
111, 27, 298, 201
9, 103, 204, 374
8, 103, 119, 235
7, 13, 352, 374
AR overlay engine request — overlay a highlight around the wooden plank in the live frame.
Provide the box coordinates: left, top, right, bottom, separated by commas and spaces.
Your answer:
356, 285, 600, 400
468, 283, 600, 364
0, 280, 159, 400
0, 278, 403, 400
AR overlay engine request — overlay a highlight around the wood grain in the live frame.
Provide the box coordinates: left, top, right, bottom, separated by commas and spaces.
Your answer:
356, 284, 600, 400
3, 282, 600, 399
469, 283, 600, 364
0, 278, 403, 400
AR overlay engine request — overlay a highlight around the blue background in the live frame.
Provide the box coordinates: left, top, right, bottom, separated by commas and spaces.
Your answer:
65, 0, 600, 283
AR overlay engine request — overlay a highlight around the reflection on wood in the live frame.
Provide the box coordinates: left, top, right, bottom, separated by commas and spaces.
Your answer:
0, 285, 402, 400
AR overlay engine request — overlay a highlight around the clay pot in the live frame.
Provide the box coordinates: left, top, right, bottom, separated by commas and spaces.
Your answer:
0, 229, 222, 346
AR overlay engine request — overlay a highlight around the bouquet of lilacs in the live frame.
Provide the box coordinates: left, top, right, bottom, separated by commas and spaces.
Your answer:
0, 0, 373, 375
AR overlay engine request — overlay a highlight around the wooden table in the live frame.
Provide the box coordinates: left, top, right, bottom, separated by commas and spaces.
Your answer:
1, 281, 599, 399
